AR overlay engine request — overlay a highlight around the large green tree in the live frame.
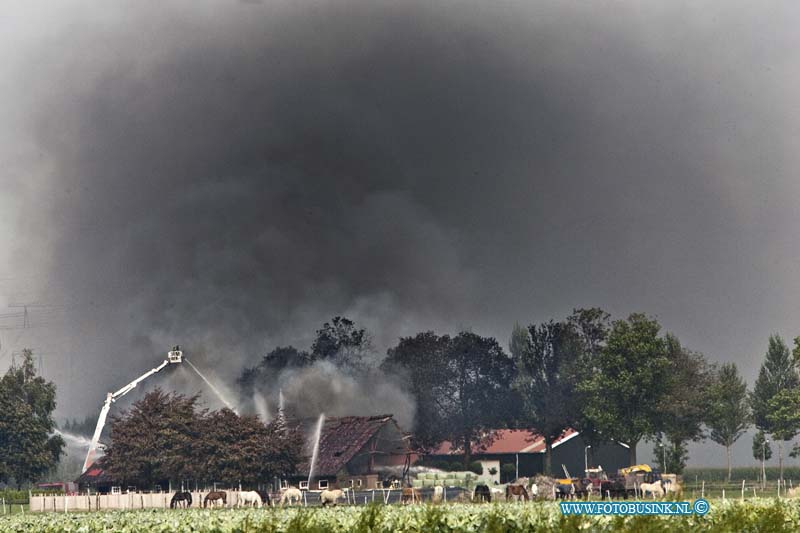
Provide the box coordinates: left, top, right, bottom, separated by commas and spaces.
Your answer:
567, 308, 611, 467
0, 349, 64, 487
705, 362, 750, 481
652, 335, 709, 474
440, 332, 515, 466
382, 331, 451, 450
512, 320, 581, 475
577, 313, 671, 465
751, 334, 799, 482
104, 389, 202, 489
194, 409, 303, 486
384, 331, 514, 465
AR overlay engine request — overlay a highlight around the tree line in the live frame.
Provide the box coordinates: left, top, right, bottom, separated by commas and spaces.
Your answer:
4, 311, 795, 488
239, 311, 781, 481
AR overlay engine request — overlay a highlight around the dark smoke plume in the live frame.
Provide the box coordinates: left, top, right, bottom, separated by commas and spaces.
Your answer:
4, 1, 800, 468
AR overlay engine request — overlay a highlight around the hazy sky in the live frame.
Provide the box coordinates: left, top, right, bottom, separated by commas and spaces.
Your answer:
1, 1, 799, 466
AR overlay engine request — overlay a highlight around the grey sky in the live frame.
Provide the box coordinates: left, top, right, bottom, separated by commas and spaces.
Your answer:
1, 1, 799, 466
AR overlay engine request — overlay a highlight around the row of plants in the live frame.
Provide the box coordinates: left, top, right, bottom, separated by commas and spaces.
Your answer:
1, 500, 799, 532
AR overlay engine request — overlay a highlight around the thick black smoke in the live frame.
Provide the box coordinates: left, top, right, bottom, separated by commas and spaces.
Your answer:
5, 1, 800, 466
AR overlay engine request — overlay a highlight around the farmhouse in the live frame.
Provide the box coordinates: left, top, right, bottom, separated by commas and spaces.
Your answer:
428, 429, 629, 483
291, 414, 412, 490
76, 461, 115, 494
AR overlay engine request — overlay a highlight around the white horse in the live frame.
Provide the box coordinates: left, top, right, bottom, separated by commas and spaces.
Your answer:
432, 486, 444, 504
639, 481, 664, 498
280, 487, 303, 506
320, 489, 347, 506
237, 491, 263, 507
530, 483, 539, 498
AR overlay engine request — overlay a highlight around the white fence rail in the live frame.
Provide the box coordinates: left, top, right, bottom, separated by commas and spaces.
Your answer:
30, 491, 241, 512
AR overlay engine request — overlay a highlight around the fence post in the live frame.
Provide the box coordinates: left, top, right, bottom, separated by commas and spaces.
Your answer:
741, 479, 745, 501
701, 481, 705, 499
722, 489, 725, 501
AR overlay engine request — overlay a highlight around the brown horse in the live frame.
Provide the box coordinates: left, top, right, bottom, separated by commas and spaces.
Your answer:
204, 491, 227, 508
170, 492, 192, 509
506, 484, 529, 501
400, 487, 419, 504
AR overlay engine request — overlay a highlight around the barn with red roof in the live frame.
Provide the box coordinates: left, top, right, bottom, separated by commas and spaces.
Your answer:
428, 429, 629, 483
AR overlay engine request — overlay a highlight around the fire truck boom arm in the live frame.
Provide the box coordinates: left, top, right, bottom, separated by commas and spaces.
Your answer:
82, 351, 181, 474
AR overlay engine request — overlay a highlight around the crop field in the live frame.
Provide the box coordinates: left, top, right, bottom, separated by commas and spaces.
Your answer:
2, 500, 800, 533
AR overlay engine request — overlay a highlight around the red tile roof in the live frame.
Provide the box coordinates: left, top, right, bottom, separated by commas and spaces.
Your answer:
431, 428, 579, 455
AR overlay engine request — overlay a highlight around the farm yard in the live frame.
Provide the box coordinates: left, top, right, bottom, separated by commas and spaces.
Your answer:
3, 500, 800, 533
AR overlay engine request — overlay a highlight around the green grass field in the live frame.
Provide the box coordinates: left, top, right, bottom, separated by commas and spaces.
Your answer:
1, 499, 799, 532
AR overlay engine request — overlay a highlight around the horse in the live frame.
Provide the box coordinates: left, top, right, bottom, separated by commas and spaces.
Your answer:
255, 490, 272, 507
506, 484, 529, 501
473, 484, 491, 503
203, 491, 227, 508
661, 475, 681, 496
280, 487, 303, 506
170, 491, 193, 509
320, 489, 346, 506
401, 487, 419, 504
238, 491, 263, 507
639, 481, 664, 498
530, 483, 539, 498
432, 486, 444, 504
553, 482, 576, 500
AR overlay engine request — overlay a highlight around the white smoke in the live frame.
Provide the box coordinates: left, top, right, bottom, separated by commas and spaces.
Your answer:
277, 360, 416, 430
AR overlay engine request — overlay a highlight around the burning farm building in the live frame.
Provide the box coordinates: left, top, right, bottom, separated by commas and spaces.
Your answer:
291, 414, 412, 490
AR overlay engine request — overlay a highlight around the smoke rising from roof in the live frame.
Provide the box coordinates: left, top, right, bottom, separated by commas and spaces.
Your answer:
3, 1, 800, 467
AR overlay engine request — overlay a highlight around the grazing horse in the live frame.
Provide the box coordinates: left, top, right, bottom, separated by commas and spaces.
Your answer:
506, 484, 530, 502
255, 490, 271, 507
320, 489, 346, 506
473, 484, 491, 503
170, 492, 193, 509
204, 491, 227, 508
238, 491, 263, 507
280, 487, 302, 506
401, 487, 419, 504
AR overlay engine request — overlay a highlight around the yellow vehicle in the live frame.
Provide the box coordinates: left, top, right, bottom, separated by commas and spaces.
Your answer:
618, 464, 652, 476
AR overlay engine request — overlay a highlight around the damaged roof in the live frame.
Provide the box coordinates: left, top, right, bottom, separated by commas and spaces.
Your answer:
295, 414, 404, 477
75, 461, 113, 486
